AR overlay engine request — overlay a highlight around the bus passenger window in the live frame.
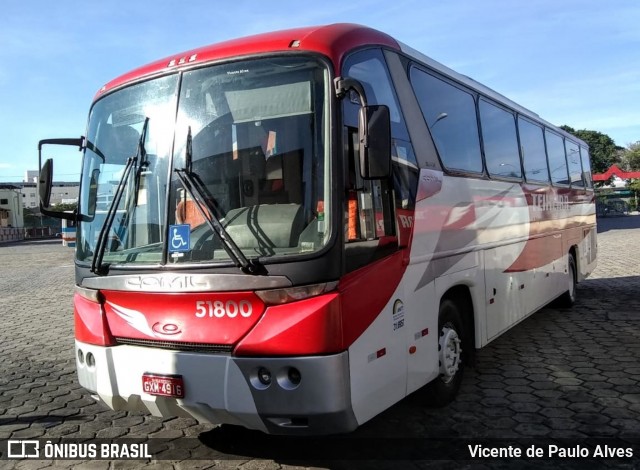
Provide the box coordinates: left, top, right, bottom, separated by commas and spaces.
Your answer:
479, 99, 521, 179
580, 146, 593, 188
410, 67, 483, 174
519, 117, 549, 183
565, 140, 584, 187
546, 130, 569, 185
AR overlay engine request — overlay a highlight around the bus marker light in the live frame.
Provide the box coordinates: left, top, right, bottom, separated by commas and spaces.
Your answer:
368, 348, 387, 362
414, 328, 429, 340
409, 346, 417, 354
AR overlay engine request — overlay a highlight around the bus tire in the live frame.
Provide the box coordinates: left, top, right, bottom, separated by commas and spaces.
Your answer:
556, 252, 577, 308
425, 298, 465, 407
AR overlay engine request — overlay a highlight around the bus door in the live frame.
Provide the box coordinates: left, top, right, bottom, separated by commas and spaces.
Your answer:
340, 48, 420, 421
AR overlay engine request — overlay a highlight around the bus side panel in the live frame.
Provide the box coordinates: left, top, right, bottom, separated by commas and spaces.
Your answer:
528, 235, 565, 312
403, 263, 438, 395
410, 173, 532, 347
484, 243, 526, 341
403, 251, 485, 396
578, 226, 597, 281
431, 256, 485, 352
561, 194, 597, 282
347, 280, 408, 426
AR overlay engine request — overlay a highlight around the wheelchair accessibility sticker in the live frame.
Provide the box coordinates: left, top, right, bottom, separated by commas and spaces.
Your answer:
169, 224, 190, 253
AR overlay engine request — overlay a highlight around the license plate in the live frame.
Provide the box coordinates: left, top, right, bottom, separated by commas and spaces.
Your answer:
142, 374, 185, 398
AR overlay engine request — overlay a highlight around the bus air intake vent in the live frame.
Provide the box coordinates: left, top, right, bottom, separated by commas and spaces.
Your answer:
114, 337, 233, 353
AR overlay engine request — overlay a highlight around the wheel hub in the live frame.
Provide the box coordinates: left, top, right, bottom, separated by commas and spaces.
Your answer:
439, 326, 462, 383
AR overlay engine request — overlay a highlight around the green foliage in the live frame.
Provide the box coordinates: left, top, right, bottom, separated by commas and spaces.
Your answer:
23, 207, 62, 229
621, 141, 640, 171
623, 143, 640, 211
50, 202, 78, 213
560, 126, 620, 174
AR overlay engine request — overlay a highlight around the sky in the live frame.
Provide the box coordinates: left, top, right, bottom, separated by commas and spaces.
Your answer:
1, 0, 639, 182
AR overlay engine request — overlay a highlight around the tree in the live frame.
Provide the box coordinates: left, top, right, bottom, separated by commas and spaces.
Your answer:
560, 126, 621, 174
621, 141, 640, 171
23, 207, 62, 229
622, 142, 640, 210
50, 202, 78, 213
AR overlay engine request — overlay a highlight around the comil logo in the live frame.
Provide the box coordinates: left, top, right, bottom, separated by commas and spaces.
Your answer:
8, 440, 40, 458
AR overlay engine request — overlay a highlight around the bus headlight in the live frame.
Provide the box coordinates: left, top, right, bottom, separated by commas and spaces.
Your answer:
255, 281, 338, 305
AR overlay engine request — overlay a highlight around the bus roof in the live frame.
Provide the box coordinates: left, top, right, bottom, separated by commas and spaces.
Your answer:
93, 24, 585, 147
95, 23, 399, 99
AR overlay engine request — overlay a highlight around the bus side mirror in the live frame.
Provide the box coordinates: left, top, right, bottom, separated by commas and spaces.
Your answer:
39, 158, 54, 208
359, 105, 391, 180
37, 137, 83, 220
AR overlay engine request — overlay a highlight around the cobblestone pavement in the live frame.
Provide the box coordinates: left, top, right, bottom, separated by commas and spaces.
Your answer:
1, 216, 639, 469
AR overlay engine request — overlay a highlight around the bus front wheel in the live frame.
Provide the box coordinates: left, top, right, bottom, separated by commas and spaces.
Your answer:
425, 298, 466, 407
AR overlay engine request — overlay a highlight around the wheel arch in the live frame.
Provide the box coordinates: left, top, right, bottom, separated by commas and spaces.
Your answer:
440, 284, 476, 364
568, 245, 578, 282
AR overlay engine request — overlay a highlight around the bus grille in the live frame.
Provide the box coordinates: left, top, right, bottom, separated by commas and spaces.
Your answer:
114, 337, 233, 353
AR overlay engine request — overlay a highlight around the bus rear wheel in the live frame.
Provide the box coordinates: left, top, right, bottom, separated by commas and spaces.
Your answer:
426, 298, 465, 407
556, 252, 577, 308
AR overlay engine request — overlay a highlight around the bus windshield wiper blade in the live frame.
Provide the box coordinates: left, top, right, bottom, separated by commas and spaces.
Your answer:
174, 127, 265, 275
91, 118, 150, 274
133, 117, 150, 206
91, 156, 135, 274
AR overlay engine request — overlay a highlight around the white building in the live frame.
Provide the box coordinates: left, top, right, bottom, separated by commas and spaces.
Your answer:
18, 182, 79, 209
24, 170, 39, 183
0, 185, 24, 228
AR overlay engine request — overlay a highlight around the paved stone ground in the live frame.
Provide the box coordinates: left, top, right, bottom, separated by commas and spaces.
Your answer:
1, 216, 639, 469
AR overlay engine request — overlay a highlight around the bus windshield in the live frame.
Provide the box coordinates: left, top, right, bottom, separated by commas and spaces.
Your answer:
77, 57, 331, 268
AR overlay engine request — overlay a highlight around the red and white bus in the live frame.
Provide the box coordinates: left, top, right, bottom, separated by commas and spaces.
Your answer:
39, 23, 596, 435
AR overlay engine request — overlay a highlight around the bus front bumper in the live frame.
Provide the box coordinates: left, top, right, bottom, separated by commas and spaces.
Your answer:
75, 340, 357, 435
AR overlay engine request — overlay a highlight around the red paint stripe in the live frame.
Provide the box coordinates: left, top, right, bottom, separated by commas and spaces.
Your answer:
339, 251, 406, 347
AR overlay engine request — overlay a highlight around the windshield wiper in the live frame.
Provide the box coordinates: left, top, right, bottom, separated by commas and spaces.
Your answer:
118, 117, 150, 237
174, 127, 265, 275
91, 118, 150, 274
133, 117, 150, 205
